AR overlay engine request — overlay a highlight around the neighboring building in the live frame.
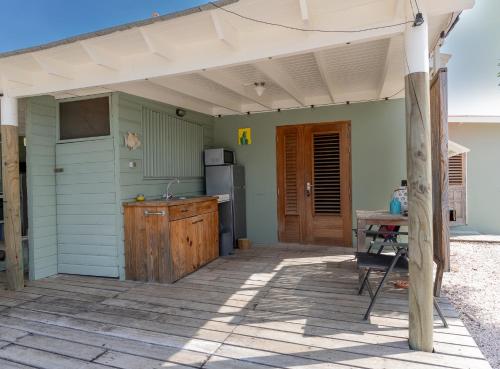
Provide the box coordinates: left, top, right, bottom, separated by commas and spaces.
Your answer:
448, 115, 500, 235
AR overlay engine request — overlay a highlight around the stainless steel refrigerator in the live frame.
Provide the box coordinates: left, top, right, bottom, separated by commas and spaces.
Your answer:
205, 165, 247, 245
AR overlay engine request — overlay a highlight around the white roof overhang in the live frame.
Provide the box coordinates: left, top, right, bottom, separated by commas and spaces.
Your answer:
448, 140, 470, 157
0, 0, 475, 116
449, 115, 500, 124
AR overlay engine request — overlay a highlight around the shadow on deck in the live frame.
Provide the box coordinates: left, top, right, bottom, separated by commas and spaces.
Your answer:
0, 244, 492, 369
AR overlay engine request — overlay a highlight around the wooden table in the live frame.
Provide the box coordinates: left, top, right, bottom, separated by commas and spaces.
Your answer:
356, 210, 408, 252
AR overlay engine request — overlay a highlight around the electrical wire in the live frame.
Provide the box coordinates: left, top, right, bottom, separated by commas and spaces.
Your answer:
413, 0, 421, 14
209, 1, 414, 33
409, 0, 416, 18
216, 86, 405, 116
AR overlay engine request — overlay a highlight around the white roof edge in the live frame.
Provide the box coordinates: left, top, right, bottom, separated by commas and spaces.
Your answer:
448, 140, 470, 157
449, 115, 500, 124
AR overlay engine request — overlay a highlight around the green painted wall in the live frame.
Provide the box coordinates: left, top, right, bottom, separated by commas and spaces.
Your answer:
26, 96, 58, 279
115, 92, 215, 278
24, 92, 215, 280
55, 136, 118, 278
214, 99, 407, 244
449, 123, 500, 235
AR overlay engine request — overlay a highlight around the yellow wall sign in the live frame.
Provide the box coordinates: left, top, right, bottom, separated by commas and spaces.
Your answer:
238, 128, 252, 145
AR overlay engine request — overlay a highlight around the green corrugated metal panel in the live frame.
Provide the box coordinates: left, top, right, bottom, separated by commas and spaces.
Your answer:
55, 136, 119, 277
26, 96, 58, 280
117, 92, 214, 202
142, 108, 204, 178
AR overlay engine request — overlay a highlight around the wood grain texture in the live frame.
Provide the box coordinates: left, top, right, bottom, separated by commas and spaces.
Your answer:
1, 125, 24, 290
0, 245, 490, 369
405, 71, 434, 352
430, 68, 450, 296
124, 198, 217, 283
276, 125, 304, 243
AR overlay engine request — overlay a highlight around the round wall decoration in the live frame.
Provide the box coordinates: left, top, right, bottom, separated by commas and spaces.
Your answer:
124, 132, 141, 151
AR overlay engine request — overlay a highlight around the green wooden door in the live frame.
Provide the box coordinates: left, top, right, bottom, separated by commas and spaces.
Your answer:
55, 138, 118, 277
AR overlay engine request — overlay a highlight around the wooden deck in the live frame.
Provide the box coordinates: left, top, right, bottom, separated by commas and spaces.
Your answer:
0, 244, 492, 369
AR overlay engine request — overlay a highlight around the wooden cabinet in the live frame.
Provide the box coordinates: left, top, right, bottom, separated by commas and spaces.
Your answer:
124, 197, 218, 283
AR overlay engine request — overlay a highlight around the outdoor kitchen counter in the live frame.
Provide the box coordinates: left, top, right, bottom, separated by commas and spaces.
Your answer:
123, 196, 219, 283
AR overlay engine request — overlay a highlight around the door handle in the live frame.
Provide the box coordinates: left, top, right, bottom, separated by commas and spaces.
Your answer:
306, 182, 313, 197
144, 210, 166, 216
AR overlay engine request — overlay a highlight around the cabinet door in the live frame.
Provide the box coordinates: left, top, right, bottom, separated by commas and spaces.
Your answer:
145, 207, 171, 282
125, 206, 168, 282
198, 211, 219, 265
170, 217, 199, 281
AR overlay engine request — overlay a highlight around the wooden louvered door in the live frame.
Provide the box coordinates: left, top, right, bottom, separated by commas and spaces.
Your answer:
448, 153, 467, 225
277, 125, 305, 242
277, 122, 351, 246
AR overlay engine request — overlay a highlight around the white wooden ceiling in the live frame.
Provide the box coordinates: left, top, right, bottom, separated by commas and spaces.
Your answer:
0, 0, 474, 116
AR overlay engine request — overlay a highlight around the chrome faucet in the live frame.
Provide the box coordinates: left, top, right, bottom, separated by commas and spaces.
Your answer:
163, 178, 180, 200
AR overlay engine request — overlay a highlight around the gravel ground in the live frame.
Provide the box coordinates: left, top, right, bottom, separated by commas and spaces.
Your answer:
442, 242, 500, 369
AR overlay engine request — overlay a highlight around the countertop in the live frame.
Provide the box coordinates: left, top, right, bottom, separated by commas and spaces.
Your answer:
122, 196, 217, 207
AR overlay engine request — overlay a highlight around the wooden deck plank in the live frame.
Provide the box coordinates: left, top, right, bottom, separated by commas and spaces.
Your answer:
0, 358, 39, 369
94, 351, 194, 369
0, 315, 209, 367
0, 344, 114, 369
15, 334, 106, 361
4, 308, 223, 354
0, 245, 491, 369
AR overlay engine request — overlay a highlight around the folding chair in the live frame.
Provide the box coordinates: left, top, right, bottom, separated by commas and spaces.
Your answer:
356, 247, 448, 327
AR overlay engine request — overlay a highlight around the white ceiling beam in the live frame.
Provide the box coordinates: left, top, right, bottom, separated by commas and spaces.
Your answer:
254, 60, 306, 106
210, 10, 238, 49
378, 35, 404, 99
0, 64, 33, 87
313, 52, 335, 103
200, 69, 273, 109
32, 54, 75, 80
299, 0, 310, 25
80, 41, 122, 70
151, 76, 243, 114
110, 80, 216, 116
138, 28, 176, 61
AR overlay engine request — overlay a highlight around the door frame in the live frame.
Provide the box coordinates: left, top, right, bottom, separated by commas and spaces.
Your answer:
276, 121, 352, 246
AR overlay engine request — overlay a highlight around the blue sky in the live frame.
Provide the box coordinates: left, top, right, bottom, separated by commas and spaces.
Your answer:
442, 0, 500, 116
0, 0, 498, 116
0, 0, 208, 52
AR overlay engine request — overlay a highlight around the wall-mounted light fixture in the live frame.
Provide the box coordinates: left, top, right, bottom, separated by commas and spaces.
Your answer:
176, 108, 186, 117
254, 82, 266, 97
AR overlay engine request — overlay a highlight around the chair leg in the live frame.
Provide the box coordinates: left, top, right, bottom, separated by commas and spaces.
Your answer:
433, 298, 449, 328
363, 251, 404, 321
358, 269, 371, 295
363, 268, 392, 320
365, 278, 374, 299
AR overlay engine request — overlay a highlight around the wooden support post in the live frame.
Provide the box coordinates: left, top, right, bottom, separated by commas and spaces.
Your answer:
0, 95, 23, 291
404, 9, 434, 352
430, 68, 450, 297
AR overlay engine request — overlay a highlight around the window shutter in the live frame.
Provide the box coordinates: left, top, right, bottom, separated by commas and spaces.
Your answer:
449, 154, 465, 186
284, 131, 299, 214
312, 132, 341, 215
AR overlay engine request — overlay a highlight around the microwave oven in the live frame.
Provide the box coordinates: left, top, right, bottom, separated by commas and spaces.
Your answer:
204, 148, 235, 166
